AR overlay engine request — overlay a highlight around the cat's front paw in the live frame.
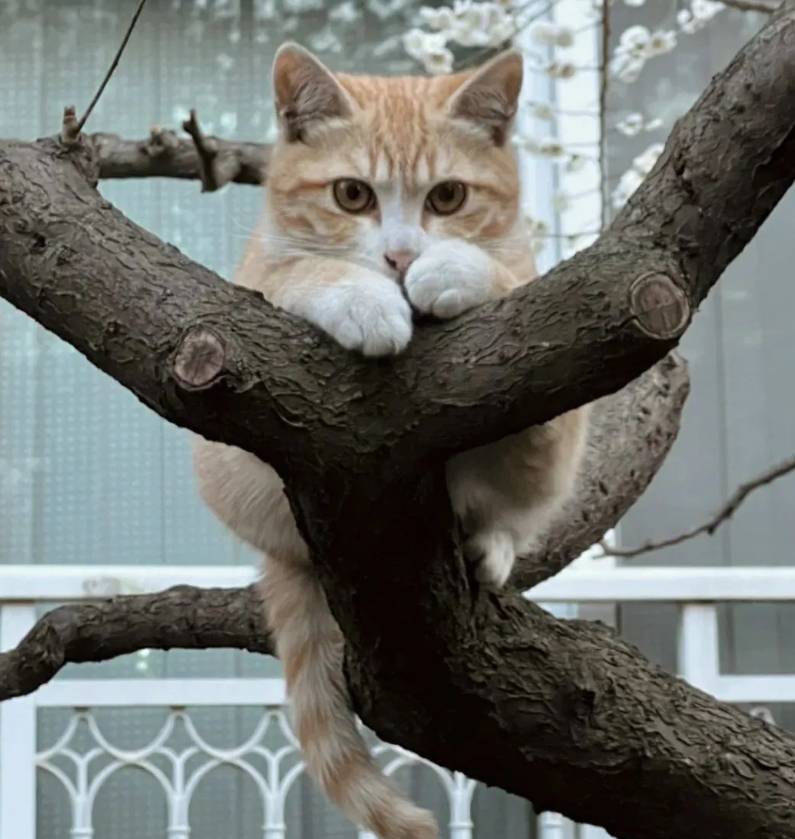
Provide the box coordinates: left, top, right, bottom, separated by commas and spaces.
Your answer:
405, 240, 494, 320
464, 529, 516, 589
310, 276, 413, 357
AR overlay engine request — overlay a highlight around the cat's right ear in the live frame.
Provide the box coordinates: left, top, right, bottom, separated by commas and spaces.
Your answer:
272, 43, 352, 142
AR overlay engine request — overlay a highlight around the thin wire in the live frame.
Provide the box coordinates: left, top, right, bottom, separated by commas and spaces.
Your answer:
75, 0, 149, 135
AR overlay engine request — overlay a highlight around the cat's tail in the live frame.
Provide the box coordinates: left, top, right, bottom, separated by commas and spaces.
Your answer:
262, 556, 438, 839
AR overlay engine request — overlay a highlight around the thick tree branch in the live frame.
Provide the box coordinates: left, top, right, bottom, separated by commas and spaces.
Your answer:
514, 353, 689, 587
0, 586, 271, 701
0, 355, 687, 701
2, 2, 789, 485
0, 8, 794, 839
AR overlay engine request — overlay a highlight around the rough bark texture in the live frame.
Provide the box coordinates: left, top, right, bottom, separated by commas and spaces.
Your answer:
0, 8, 794, 839
91, 129, 268, 185
0, 586, 271, 700
514, 353, 689, 588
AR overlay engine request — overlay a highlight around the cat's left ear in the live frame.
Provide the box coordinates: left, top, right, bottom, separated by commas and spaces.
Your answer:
447, 50, 523, 146
272, 43, 353, 142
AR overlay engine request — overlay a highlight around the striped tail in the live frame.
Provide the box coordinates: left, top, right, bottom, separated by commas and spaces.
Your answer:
262, 557, 438, 839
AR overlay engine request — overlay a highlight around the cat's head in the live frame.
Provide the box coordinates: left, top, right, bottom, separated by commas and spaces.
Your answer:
264, 43, 523, 280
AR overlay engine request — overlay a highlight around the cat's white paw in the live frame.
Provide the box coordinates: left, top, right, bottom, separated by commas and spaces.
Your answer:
306, 276, 413, 357
464, 529, 516, 589
405, 240, 494, 319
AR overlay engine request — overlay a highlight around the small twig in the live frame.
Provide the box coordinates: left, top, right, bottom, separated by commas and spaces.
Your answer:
600, 453, 795, 558
72, 0, 149, 138
60, 105, 81, 146
722, 0, 778, 12
182, 109, 221, 192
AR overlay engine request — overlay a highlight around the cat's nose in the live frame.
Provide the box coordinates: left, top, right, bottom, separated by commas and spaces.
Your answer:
384, 250, 417, 277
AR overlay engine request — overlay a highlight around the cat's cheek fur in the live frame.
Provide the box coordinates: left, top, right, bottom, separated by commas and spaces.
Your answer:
405, 239, 495, 319
289, 274, 413, 357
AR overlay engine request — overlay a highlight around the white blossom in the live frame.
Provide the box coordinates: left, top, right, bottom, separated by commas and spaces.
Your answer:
330, 1, 359, 22
529, 21, 575, 48
406, 0, 516, 67
448, 1, 515, 48
566, 154, 587, 173
678, 0, 724, 34
616, 112, 644, 137
402, 28, 454, 74
519, 136, 567, 159
523, 214, 550, 255
418, 5, 456, 30
546, 61, 577, 79
646, 29, 677, 57
610, 25, 677, 82
552, 192, 570, 212
616, 112, 662, 136
531, 102, 554, 120
612, 142, 664, 208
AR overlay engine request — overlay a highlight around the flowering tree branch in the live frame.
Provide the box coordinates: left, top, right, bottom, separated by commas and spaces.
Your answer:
0, 6, 795, 839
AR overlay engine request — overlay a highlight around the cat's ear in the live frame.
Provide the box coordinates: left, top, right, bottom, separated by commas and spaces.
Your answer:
447, 50, 523, 146
272, 43, 353, 142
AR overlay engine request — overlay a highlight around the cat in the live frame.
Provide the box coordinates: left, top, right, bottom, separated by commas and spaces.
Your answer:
193, 43, 588, 839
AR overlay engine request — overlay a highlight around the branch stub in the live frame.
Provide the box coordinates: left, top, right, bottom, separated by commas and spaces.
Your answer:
629, 273, 690, 340
173, 327, 226, 390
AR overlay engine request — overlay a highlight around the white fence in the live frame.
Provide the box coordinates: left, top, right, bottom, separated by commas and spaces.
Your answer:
3, 564, 795, 839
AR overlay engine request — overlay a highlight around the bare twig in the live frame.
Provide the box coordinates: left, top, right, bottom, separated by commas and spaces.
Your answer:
182, 109, 223, 192
601, 453, 795, 558
60, 105, 81, 146
722, 0, 778, 12
73, 0, 149, 137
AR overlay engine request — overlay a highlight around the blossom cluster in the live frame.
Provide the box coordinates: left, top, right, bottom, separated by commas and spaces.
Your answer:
611, 1, 726, 83
403, 1, 515, 74
677, 0, 725, 35
400, 0, 730, 246
611, 142, 664, 209
610, 25, 677, 83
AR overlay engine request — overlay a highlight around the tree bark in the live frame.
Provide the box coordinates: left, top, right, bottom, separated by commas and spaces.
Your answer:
0, 7, 794, 839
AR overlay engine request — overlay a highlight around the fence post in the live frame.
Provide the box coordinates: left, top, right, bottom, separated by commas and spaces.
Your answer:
0, 604, 37, 839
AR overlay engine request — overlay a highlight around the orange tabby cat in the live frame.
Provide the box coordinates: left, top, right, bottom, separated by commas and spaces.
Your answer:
194, 43, 587, 839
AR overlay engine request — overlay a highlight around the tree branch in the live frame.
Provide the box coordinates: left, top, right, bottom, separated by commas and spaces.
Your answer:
514, 353, 689, 588
0, 585, 272, 701
723, 0, 778, 12
91, 129, 268, 185
180, 109, 241, 192
0, 7, 794, 839
0, 353, 687, 703
600, 451, 795, 559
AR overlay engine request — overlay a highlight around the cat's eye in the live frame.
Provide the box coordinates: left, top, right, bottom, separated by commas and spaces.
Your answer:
426, 181, 467, 216
332, 179, 376, 214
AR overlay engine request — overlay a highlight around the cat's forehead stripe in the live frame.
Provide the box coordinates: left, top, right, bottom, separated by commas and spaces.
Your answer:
339, 74, 446, 188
